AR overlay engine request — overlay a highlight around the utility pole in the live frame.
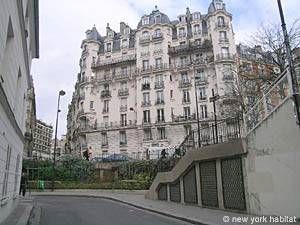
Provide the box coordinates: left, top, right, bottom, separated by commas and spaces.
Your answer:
210, 89, 219, 144
277, 0, 300, 126
51, 90, 65, 192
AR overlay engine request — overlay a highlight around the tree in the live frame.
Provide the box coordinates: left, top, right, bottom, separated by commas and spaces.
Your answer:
251, 19, 300, 73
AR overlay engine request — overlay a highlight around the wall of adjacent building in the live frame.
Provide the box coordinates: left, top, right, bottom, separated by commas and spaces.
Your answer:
0, 0, 38, 222
245, 98, 300, 217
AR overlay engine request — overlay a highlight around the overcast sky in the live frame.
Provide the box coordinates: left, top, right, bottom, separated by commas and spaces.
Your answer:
31, 0, 299, 138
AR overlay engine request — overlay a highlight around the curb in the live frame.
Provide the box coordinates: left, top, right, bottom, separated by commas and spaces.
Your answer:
33, 193, 208, 225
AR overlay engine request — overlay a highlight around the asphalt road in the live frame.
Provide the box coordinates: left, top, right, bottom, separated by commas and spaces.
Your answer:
35, 196, 193, 225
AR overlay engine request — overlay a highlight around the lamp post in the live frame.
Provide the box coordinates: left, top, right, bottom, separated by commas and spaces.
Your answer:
277, 0, 300, 126
210, 89, 220, 144
51, 90, 65, 192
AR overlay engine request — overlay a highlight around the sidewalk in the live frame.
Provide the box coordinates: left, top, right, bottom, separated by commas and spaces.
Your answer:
0, 198, 34, 225
31, 189, 300, 225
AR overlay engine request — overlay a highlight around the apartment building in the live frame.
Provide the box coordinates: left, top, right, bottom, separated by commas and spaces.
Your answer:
66, 0, 237, 159
32, 119, 53, 160
0, 0, 39, 222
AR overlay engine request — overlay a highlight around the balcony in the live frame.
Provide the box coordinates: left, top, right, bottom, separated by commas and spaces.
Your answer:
193, 30, 201, 36
154, 81, 164, 89
141, 83, 150, 91
182, 98, 191, 104
215, 22, 230, 30
178, 32, 187, 38
92, 54, 136, 69
156, 118, 165, 124
152, 63, 168, 72
101, 90, 111, 98
155, 100, 165, 105
168, 39, 213, 55
195, 77, 208, 85
172, 114, 196, 122
223, 74, 235, 81
152, 33, 164, 41
120, 121, 127, 127
120, 105, 127, 112
95, 75, 113, 83
215, 53, 235, 62
118, 88, 129, 96
102, 108, 109, 114
219, 38, 229, 43
141, 101, 151, 107
114, 71, 129, 80
139, 35, 151, 44
179, 80, 192, 88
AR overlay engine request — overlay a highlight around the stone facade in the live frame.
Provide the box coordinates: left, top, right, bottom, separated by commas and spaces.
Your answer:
66, 0, 238, 159
0, 0, 39, 222
32, 119, 53, 160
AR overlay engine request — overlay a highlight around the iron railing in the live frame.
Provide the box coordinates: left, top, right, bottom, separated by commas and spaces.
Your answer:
244, 70, 291, 133
157, 117, 242, 172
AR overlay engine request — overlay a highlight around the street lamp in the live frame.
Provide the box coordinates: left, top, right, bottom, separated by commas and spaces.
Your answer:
51, 90, 66, 192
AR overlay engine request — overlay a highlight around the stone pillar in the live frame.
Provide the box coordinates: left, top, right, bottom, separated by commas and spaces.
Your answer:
180, 176, 185, 204
167, 183, 170, 202
216, 159, 224, 209
195, 162, 202, 207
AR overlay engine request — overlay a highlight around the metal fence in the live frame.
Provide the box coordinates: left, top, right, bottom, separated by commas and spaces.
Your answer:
244, 70, 291, 133
156, 117, 242, 172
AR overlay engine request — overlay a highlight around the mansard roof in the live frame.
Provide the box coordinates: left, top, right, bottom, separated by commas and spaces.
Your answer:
137, 7, 171, 29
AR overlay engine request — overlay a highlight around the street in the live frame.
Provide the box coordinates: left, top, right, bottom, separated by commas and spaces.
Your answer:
35, 196, 193, 225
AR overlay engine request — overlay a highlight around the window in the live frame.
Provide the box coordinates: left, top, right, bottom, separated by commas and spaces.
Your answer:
183, 107, 191, 118
198, 87, 207, 100
106, 43, 111, 52
170, 90, 173, 99
156, 91, 164, 104
154, 29, 162, 38
155, 15, 161, 23
120, 131, 127, 145
221, 47, 229, 57
142, 60, 149, 70
183, 90, 190, 103
178, 28, 186, 37
2, 146, 12, 197
155, 74, 163, 83
90, 101, 94, 109
122, 39, 128, 48
216, 3, 222, 10
144, 128, 152, 140
157, 127, 166, 140
143, 110, 151, 123
142, 76, 150, 90
181, 72, 188, 82
180, 56, 188, 66
120, 114, 127, 127
193, 13, 200, 20
104, 83, 109, 90
217, 16, 225, 26
121, 67, 127, 75
157, 108, 165, 122
179, 16, 186, 23
193, 24, 200, 35
155, 58, 162, 68
142, 17, 149, 25
103, 100, 109, 113
142, 31, 149, 38
120, 81, 127, 90
219, 31, 227, 41
195, 69, 206, 81
101, 133, 108, 146
143, 92, 150, 104
200, 105, 208, 118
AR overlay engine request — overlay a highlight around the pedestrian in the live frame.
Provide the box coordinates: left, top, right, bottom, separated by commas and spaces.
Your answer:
19, 171, 27, 197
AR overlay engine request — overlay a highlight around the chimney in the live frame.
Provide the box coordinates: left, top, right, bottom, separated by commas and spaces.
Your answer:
120, 22, 126, 34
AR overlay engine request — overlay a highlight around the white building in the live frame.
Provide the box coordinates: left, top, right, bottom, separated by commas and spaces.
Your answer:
0, 0, 39, 222
32, 119, 53, 160
67, 0, 237, 159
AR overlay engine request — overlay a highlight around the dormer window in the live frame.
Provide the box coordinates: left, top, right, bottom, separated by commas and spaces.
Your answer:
179, 16, 186, 23
142, 17, 149, 25
155, 15, 161, 23
106, 43, 111, 52
216, 3, 222, 10
193, 13, 200, 20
